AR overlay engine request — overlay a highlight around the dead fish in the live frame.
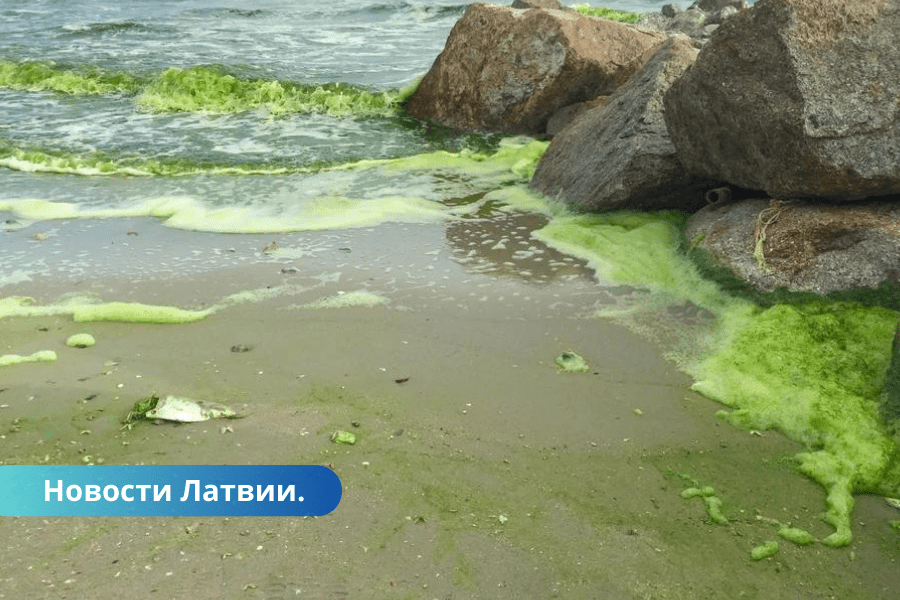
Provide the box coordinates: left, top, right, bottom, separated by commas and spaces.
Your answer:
145, 395, 237, 422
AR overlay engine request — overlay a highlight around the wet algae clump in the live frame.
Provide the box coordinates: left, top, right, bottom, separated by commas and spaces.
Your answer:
691, 301, 900, 546
533, 210, 900, 547
136, 65, 405, 117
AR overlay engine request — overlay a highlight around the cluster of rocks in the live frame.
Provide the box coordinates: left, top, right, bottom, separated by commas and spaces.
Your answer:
638, 0, 748, 44
405, 0, 900, 301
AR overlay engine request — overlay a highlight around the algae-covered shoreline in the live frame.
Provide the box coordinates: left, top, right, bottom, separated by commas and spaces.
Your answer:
1, 206, 900, 598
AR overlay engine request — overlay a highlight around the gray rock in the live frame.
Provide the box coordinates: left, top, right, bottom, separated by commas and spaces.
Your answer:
661, 4, 681, 18
706, 5, 739, 24
405, 3, 667, 134
669, 8, 707, 37
545, 95, 610, 139
531, 36, 717, 211
511, 0, 568, 9
664, 0, 900, 200
691, 0, 745, 12
686, 198, 900, 293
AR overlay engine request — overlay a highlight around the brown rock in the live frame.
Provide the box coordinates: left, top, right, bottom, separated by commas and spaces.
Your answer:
686, 198, 900, 293
405, 3, 667, 134
531, 36, 717, 212
664, 0, 900, 200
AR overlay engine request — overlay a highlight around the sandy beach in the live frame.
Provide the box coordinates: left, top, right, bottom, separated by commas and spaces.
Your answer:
2, 216, 899, 600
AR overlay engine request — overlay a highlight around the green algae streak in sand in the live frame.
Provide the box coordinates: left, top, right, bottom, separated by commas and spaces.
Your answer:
534, 210, 900, 547
72, 302, 212, 324
136, 65, 404, 117
0, 296, 211, 324
0, 350, 57, 368
750, 541, 779, 561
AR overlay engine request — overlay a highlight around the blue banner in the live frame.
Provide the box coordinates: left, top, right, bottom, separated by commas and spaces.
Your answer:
0, 465, 342, 517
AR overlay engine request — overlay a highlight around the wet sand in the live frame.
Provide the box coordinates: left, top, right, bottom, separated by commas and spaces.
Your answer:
1, 217, 899, 599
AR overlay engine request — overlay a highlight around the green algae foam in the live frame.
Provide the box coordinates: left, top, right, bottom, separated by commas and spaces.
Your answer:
0, 138, 548, 232
0, 60, 409, 118
534, 209, 900, 547
0, 296, 212, 324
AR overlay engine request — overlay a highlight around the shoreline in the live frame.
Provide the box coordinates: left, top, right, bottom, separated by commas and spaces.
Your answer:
2, 217, 899, 598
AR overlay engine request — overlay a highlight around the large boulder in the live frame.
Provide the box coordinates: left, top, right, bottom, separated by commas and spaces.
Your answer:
405, 3, 667, 134
664, 0, 900, 200
531, 36, 717, 212
686, 198, 900, 293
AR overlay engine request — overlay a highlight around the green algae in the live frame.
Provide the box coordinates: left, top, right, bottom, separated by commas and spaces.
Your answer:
330, 430, 357, 445
750, 540, 779, 561
136, 65, 403, 117
680, 486, 716, 499
680, 486, 727, 524
0, 59, 408, 118
0, 295, 211, 324
555, 351, 589, 372
0, 140, 547, 234
65, 333, 95, 348
690, 301, 900, 546
533, 209, 900, 547
571, 4, 643, 23
0, 137, 304, 177
72, 302, 212, 324
0, 349, 57, 368
343, 136, 548, 183
778, 527, 816, 546
0, 59, 141, 95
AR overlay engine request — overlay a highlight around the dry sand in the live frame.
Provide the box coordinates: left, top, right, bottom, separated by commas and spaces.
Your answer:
1, 217, 899, 599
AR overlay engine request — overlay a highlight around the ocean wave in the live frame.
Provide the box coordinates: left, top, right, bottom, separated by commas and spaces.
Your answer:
136, 65, 410, 117
0, 59, 142, 95
0, 135, 545, 179
0, 59, 416, 117
58, 21, 173, 36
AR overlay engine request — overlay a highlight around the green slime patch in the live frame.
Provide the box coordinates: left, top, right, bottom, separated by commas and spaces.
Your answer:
534, 209, 900, 547
136, 65, 405, 117
0, 59, 141, 95
0, 59, 410, 118
571, 3, 644, 22
0, 296, 212, 324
